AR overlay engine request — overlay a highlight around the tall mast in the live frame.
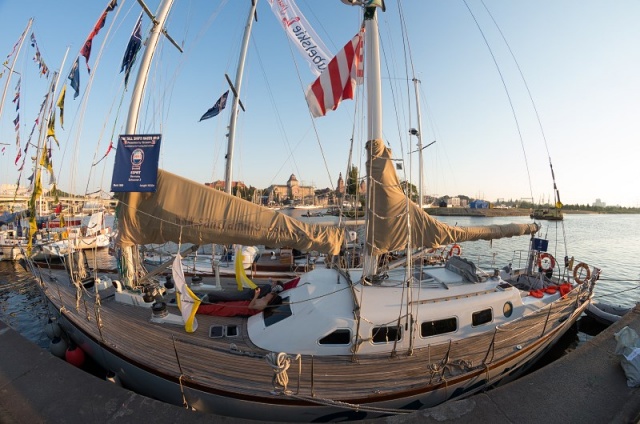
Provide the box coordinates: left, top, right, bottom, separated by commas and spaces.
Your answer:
224, 0, 258, 194
125, 0, 174, 134
361, 4, 383, 278
0, 18, 33, 123
412, 78, 424, 209
120, 0, 175, 288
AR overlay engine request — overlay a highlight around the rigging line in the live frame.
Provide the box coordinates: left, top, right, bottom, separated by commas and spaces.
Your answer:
479, 0, 553, 167
378, 16, 408, 163
74, 3, 125, 195
254, 28, 335, 193
479, 0, 569, 255
91, 2, 141, 193
250, 37, 304, 188
297, 0, 340, 54
397, 0, 415, 126
87, 78, 125, 191
462, 0, 534, 203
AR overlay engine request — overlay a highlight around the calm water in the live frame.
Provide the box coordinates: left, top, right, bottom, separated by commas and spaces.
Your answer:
1, 213, 639, 350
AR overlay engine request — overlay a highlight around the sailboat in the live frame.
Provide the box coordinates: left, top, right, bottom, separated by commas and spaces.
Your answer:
33, 211, 111, 260
26, 1, 601, 422
0, 212, 27, 261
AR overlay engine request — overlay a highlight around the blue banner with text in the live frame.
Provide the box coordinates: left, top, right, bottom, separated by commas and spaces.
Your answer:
111, 134, 162, 192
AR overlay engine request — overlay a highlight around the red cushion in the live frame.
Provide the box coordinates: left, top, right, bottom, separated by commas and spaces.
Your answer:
283, 277, 301, 290
197, 300, 260, 317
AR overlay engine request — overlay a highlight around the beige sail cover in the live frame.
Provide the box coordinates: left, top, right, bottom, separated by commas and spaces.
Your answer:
115, 170, 344, 255
365, 139, 539, 255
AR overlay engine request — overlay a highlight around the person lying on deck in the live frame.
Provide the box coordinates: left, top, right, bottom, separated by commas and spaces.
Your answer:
248, 282, 284, 311
197, 281, 285, 317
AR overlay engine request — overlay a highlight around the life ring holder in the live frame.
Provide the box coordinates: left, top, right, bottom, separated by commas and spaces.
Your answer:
573, 262, 591, 284
448, 244, 462, 257
537, 253, 556, 272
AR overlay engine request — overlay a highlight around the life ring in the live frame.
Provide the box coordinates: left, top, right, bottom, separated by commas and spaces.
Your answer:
448, 244, 462, 257
537, 253, 556, 271
573, 262, 591, 284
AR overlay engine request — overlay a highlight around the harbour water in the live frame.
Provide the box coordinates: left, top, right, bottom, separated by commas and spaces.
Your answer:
1, 213, 639, 357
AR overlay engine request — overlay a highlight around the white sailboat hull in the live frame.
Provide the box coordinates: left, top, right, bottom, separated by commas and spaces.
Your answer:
0, 231, 27, 261
0, 244, 25, 261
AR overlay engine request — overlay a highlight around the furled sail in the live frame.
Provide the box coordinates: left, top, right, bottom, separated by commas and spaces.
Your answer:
115, 169, 344, 255
365, 139, 539, 255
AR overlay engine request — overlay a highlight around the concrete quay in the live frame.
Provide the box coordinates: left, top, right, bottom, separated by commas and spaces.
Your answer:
1, 304, 639, 424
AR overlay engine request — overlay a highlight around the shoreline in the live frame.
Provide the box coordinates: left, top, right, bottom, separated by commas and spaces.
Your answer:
424, 207, 596, 217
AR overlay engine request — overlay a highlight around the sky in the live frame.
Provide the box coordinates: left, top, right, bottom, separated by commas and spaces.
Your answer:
0, 0, 639, 207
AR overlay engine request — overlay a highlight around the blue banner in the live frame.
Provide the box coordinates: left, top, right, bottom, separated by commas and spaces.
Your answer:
111, 134, 161, 192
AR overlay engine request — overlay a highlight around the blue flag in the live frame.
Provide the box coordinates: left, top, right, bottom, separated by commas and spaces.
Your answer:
68, 58, 80, 99
121, 14, 143, 86
199, 90, 229, 121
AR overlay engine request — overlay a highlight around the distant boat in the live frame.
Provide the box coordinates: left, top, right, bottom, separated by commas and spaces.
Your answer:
530, 207, 563, 221
0, 227, 27, 261
32, 211, 111, 260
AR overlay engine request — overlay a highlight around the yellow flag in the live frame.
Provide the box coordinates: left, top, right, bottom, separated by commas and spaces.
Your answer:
27, 217, 38, 255
32, 173, 43, 199
40, 144, 53, 173
47, 111, 58, 146
234, 247, 258, 290
56, 84, 66, 129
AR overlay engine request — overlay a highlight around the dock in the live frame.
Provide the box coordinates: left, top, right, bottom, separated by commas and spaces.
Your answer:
1, 304, 639, 423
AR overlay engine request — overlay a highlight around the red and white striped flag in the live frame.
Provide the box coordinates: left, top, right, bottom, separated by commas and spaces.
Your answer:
305, 30, 363, 118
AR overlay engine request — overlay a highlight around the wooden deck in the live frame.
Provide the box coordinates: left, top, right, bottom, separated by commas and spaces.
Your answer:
31, 262, 588, 408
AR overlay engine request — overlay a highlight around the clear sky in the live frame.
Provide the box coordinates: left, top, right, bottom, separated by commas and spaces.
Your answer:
1, 0, 638, 207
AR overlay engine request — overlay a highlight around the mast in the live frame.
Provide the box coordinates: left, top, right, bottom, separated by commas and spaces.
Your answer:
0, 18, 33, 124
36, 48, 70, 210
120, 0, 175, 287
361, 3, 384, 278
412, 78, 424, 209
224, 0, 258, 194
125, 0, 174, 133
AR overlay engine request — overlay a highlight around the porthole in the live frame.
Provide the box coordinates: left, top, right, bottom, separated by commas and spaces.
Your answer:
503, 302, 513, 318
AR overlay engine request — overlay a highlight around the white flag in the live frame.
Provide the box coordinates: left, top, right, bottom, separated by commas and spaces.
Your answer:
268, 0, 333, 76
173, 253, 201, 332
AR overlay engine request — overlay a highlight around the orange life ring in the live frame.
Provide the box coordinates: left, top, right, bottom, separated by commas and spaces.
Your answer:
573, 262, 591, 284
448, 244, 462, 257
537, 253, 556, 272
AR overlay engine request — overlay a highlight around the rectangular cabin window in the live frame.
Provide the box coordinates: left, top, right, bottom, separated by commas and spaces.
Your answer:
421, 317, 458, 337
372, 326, 402, 344
472, 308, 493, 326
263, 296, 291, 327
319, 329, 351, 345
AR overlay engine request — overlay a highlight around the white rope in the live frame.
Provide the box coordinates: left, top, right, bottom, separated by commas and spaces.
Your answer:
265, 352, 299, 394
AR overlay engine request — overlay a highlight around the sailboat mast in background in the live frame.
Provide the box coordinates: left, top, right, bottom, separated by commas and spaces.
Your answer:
0, 19, 33, 124
224, 0, 258, 195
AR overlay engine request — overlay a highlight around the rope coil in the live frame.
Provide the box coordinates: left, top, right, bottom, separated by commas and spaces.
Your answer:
265, 352, 300, 394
